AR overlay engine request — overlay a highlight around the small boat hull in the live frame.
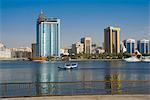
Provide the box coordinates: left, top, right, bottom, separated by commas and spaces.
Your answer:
124, 56, 141, 62
142, 59, 150, 62
141, 56, 150, 62
58, 63, 78, 69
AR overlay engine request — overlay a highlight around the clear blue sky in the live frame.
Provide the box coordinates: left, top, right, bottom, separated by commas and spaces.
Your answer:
0, 0, 149, 48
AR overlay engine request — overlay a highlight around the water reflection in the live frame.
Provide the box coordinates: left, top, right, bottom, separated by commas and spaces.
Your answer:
105, 71, 122, 94
36, 62, 56, 95
104, 61, 122, 94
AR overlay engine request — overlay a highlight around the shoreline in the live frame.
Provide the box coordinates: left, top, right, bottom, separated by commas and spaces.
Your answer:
69, 59, 123, 61
0, 58, 123, 61
1, 95, 149, 100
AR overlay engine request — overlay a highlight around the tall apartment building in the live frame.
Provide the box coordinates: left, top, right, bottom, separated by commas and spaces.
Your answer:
126, 39, 136, 54
81, 37, 92, 54
137, 39, 149, 54
104, 26, 120, 54
36, 11, 60, 57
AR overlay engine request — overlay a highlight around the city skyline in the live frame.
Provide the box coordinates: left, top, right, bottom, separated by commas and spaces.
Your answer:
0, 0, 149, 48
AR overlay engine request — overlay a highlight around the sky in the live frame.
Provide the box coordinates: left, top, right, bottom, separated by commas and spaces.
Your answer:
0, 0, 149, 48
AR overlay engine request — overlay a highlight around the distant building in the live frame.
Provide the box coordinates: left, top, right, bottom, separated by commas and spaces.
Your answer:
68, 48, 72, 55
0, 42, 11, 58
36, 11, 60, 57
72, 42, 84, 54
95, 47, 105, 54
0, 42, 31, 59
81, 37, 92, 54
137, 39, 149, 54
0, 50, 11, 58
104, 26, 120, 54
60, 48, 69, 55
92, 44, 97, 49
122, 40, 127, 48
126, 39, 136, 54
11, 47, 32, 58
121, 40, 127, 53
31, 43, 37, 57
91, 44, 97, 54
0, 43, 6, 51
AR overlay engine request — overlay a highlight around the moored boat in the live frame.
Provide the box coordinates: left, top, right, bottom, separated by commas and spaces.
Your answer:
30, 57, 48, 61
124, 50, 142, 62
141, 56, 150, 62
124, 56, 141, 62
58, 63, 78, 69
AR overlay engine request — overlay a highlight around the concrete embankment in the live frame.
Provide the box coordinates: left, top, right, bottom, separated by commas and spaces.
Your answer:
1, 95, 149, 100
0, 58, 29, 61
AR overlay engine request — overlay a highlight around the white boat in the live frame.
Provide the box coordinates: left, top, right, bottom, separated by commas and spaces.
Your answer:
123, 46, 142, 62
58, 63, 78, 69
124, 56, 141, 62
141, 56, 150, 62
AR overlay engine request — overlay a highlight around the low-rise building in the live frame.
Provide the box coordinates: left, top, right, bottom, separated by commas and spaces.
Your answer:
60, 48, 69, 56
11, 47, 32, 58
95, 47, 105, 54
0, 42, 11, 58
72, 42, 84, 54
91, 44, 97, 54
0, 49, 11, 58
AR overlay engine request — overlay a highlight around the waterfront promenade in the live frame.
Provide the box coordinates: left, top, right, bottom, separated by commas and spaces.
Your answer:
1, 95, 150, 100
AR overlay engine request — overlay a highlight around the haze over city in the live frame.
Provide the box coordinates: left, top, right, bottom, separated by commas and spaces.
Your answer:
0, 0, 149, 48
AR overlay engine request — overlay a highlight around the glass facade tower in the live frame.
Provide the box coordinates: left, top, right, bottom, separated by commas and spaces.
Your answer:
36, 11, 60, 57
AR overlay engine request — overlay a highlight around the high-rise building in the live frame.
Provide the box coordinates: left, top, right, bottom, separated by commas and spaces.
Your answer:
81, 37, 92, 54
104, 26, 120, 54
137, 39, 149, 54
72, 42, 84, 54
36, 11, 60, 57
126, 39, 136, 54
